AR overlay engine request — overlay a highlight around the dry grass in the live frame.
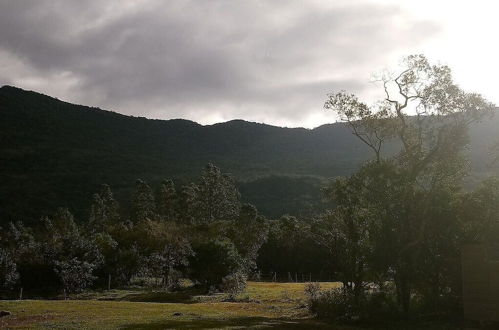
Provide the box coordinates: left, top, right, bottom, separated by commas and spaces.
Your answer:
0, 281, 466, 329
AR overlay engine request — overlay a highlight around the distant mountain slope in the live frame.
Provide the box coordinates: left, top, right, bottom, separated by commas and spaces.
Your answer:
0, 85, 497, 223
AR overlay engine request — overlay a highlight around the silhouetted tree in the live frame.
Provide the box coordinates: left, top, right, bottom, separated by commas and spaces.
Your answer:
324, 54, 494, 315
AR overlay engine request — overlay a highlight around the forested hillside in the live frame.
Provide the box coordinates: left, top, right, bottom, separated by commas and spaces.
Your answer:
0, 85, 497, 224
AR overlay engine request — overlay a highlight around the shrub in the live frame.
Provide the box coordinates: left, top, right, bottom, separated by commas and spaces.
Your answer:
166, 269, 183, 290
304, 282, 321, 301
221, 271, 247, 300
307, 286, 399, 322
54, 258, 97, 297
308, 288, 358, 321
189, 239, 243, 290
362, 290, 399, 321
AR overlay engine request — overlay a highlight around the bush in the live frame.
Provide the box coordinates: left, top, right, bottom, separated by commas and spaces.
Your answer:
221, 271, 247, 300
189, 239, 244, 290
304, 282, 321, 301
362, 290, 399, 321
307, 286, 398, 322
54, 258, 97, 296
166, 269, 183, 290
308, 288, 358, 321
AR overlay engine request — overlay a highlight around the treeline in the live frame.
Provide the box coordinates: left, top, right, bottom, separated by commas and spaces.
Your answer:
0, 164, 271, 298
0, 163, 338, 299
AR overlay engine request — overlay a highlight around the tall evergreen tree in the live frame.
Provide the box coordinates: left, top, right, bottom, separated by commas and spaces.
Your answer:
89, 184, 120, 233
176, 183, 199, 224
157, 179, 177, 222
131, 179, 156, 222
197, 164, 240, 223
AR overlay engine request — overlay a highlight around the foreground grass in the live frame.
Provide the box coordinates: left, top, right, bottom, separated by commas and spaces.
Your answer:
0, 282, 343, 329
0, 282, 472, 329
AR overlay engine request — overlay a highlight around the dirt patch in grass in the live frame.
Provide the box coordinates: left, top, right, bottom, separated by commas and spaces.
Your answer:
0, 312, 57, 329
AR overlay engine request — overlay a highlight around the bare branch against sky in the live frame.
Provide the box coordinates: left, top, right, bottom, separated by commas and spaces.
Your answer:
0, 0, 496, 128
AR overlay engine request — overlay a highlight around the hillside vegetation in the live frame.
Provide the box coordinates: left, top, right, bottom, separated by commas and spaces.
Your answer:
0, 85, 497, 223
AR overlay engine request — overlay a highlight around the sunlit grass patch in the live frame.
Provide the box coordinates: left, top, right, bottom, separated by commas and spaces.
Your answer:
1, 281, 440, 330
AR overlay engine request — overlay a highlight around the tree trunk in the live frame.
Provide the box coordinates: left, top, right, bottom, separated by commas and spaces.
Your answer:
353, 278, 363, 305
395, 271, 411, 318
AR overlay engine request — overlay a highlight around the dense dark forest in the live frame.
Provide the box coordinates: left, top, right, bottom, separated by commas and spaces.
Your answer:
1, 85, 497, 225
0, 164, 271, 296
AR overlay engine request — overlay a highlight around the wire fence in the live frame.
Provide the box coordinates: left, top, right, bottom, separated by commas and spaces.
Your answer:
250, 271, 337, 283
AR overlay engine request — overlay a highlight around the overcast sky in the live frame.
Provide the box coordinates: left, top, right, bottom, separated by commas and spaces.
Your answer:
0, 0, 497, 128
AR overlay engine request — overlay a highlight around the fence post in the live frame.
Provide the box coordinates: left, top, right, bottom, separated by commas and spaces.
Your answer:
19, 287, 23, 300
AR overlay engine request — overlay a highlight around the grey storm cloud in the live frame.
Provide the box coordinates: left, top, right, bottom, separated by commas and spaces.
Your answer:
0, 0, 440, 127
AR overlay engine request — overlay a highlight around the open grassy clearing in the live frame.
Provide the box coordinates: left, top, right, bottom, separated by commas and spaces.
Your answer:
0, 282, 471, 329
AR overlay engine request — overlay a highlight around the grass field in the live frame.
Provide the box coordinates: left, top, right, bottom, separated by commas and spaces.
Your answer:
0, 282, 475, 329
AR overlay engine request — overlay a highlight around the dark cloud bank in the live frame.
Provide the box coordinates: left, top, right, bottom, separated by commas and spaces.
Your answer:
0, 0, 438, 127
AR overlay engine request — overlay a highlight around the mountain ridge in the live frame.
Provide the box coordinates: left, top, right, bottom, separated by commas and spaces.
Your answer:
0, 85, 497, 224
0, 85, 339, 130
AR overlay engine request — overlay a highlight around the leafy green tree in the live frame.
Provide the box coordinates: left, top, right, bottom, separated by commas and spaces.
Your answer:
324, 54, 494, 315
41, 208, 103, 294
115, 244, 141, 285
54, 258, 96, 298
459, 177, 499, 245
189, 239, 243, 290
93, 232, 119, 288
0, 248, 18, 289
313, 177, 372, 302
104, 221, 142, 285
134, 220, 193, 289
257, 215, 330, 277
0, 222, 46, 291
230, 204, 269, 272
